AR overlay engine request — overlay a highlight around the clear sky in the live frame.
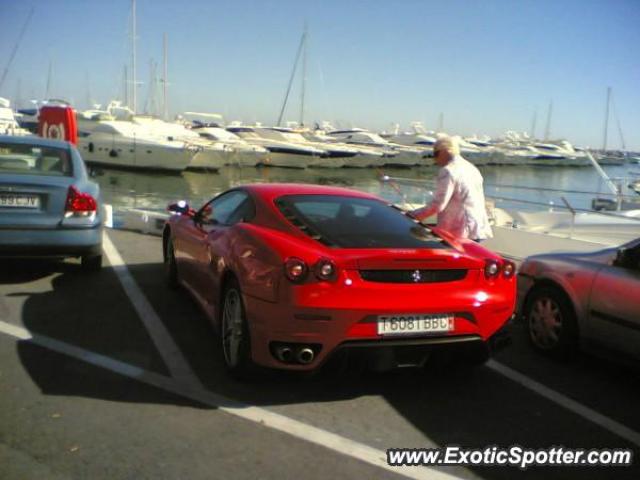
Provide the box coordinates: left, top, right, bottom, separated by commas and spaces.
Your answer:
1, 0, 639, 150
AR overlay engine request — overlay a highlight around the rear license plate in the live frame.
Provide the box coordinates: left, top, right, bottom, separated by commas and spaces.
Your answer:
0, 194, 40, 208
377, 314, 454, 336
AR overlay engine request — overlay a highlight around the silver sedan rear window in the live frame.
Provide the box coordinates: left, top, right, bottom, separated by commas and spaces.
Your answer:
0, 142, 72, 176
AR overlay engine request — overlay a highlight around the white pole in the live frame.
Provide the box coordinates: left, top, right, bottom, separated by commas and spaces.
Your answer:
131, 0, 137, 113
163, 33, 168, 120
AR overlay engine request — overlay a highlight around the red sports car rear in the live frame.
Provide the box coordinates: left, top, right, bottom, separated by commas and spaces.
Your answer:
163, 183, 516, 377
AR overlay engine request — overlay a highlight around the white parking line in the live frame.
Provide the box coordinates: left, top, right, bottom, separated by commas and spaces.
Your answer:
0, 320, 460, 480
487, 360, 640, 447
102, 232, 202, 389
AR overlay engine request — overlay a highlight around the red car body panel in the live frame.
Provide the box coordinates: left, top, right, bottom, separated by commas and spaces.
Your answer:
165, 183, 516, 371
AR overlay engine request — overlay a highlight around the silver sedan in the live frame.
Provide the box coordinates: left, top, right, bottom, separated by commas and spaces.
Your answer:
517, 237, 640, 363
0, 135, 103, 270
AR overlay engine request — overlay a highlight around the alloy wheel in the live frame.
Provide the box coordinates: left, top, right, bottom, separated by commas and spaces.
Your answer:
222, 288, 244, 368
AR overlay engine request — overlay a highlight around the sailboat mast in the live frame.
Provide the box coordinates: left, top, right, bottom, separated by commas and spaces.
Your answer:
45, 61, 53, 99
543, 100, 552, 141
299, 24, 308, 127
123, 65, 129, 107
131, 0, 137, 113
530, 109, 537, 139
602, 86, 611, 151
277, 27, 306, 127
0, 7, 34, 92
163, 33, 168, 120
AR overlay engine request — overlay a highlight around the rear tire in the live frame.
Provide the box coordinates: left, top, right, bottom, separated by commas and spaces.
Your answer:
524, 286, 578, 358
220, 279, 255, 379
81, 254, 102, 272
164, 238, 179, 289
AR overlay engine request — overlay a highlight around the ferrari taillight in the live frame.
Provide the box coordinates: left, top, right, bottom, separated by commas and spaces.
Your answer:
484, 259, 516, 280
484, 259, 500, 279
314, 258, 337, 281
502, 260, 516, 279
284, 257, 308, 283
65, 186, 97, 217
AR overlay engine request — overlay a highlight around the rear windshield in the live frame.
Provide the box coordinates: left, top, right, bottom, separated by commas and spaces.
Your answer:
0, 142, 73, 176
275, 194, 446, 249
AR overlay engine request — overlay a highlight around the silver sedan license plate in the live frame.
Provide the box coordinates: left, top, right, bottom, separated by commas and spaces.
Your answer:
377, 314, 454, 336
0, 194, 40, 208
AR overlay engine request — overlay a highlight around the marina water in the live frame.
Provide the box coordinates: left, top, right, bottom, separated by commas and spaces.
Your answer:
95, 163, 639, 215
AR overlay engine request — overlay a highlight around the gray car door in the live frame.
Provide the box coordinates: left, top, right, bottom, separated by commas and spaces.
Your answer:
588, 242, 640, 360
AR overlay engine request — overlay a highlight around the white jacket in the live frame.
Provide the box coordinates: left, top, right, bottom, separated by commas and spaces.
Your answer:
417, 155, 493, 240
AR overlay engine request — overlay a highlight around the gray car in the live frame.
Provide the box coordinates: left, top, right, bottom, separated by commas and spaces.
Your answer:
0, 135, 103, 270
517, 238, 640, 363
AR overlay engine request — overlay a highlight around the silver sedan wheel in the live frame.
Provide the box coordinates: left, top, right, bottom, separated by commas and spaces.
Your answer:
529, 296, 562, 349
222, 288, 244, 368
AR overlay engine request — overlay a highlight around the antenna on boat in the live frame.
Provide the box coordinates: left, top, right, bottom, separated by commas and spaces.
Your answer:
602, 86, 611, 151
162, 33, 169, 120
299, 22, 308, 127
0, 7, 34, 92
609, 89, 626, 152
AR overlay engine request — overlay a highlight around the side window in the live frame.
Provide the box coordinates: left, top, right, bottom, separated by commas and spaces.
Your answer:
226, 197, 256, 225
198, 191, 248, 226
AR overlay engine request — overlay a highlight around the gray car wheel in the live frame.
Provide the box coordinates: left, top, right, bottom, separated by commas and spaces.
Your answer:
524, 286, 578, 357
81, 254, 102, 272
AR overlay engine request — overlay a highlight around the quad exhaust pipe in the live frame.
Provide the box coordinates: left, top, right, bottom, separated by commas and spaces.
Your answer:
275, 346, 293, 362
272, 344, 316, 364
296, 347, 315, 365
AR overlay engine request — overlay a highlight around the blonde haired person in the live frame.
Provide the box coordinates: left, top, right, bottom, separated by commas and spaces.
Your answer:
410, 135, 493, 241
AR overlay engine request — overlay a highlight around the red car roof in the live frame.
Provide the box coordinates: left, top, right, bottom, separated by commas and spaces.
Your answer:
243, 183, 381, 202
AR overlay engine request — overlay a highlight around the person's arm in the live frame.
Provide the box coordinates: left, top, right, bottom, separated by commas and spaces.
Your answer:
411, 169, 455, 221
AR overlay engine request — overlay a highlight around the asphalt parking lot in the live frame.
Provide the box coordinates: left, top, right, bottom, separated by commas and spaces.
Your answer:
1, 228, 638, 480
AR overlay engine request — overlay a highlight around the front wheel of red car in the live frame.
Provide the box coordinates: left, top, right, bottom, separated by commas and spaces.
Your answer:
221, 280, 254, 379
524, 286, 578, 357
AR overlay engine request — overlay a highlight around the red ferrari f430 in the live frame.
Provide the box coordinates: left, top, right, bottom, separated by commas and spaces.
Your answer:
163, 183, 516, 377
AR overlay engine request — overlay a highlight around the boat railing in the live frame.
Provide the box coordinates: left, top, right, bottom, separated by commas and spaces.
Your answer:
379, 173, 640, 242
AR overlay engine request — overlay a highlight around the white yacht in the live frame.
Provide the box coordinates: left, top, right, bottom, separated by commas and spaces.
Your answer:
77, 119, 195, 172
193, 126, 269, 167
530, 141, 591, 166
302, 130, 386, 168
327, 129, 422, 167
128, 116, 233, 172
386, 126, 492, 166
226, 126, 325, 169
0, 98, 33, 136
268, 127, 380, 168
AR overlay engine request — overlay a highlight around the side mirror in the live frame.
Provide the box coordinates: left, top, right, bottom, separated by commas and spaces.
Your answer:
614, 248, 626, 267
89, 167, 104, 178
167, 200, 192, 216
614, 247, 640, 270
